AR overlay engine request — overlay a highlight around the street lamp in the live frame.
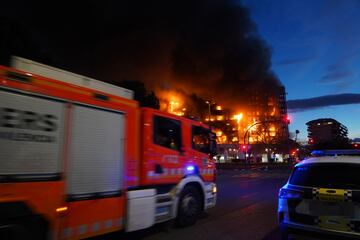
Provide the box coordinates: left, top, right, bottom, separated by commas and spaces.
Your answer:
295, 129, 300, 143
234, 113, 243, 123
206, 100, 211, 121
234, 113, 243, 143
242, 117, 292, 163
244, 122, 261, 145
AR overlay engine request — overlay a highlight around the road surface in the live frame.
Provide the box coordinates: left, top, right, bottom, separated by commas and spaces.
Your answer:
107, 168, 292, 240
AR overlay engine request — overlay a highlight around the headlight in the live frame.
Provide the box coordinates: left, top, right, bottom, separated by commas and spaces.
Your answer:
212, 185, 217, 194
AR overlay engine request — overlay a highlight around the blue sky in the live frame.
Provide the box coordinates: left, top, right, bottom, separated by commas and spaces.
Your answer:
242, 0, 360, 140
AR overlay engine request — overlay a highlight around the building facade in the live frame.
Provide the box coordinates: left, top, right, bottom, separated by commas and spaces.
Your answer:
246, 86, 289, 144
306, 118, 349, 144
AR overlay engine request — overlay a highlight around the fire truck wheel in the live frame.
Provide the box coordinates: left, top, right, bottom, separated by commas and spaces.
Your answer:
176, 186, 202, 227
0, 215, 48, 240
0, 223, 28, 240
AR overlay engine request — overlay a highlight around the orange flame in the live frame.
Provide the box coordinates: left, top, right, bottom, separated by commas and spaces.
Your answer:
157, 90, 185, 116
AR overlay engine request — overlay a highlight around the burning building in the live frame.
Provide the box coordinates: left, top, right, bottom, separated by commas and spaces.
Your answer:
1, 0, 290, 162
246, 86, 289, 144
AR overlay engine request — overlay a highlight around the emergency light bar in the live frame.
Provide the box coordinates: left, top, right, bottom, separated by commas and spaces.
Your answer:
311, 149, 360, 156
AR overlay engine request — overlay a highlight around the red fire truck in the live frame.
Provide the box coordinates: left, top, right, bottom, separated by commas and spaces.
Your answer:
0, 57, 217, 240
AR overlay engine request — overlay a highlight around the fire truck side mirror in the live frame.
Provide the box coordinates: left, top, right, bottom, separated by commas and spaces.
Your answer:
155, 164, 164, 174
209, 131, 217, 157
179, 146, 186, 156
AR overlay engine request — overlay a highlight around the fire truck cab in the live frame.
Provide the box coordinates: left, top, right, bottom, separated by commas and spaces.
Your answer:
0, 57, 217, 240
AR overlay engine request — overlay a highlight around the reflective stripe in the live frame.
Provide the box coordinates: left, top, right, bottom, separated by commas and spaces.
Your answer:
62, 228, 72, 239
115, 217, 123, 227
146, 167, 217, 178
61, 218, 124, 239
147, 171, 156, 177
92, 222, 100, 232
78, 224, 87, 235
104, 219, 113, 229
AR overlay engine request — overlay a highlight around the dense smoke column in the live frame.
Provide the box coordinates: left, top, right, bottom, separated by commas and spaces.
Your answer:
0, 0, 282, 107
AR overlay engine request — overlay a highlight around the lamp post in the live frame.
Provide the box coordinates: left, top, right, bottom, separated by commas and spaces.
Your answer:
295, 130, 300, 143
243, 122, 261, 145
243, 121, 261, 163
243, 120, 284, 162
234, 113, 243, 142
205, 100, 211, 121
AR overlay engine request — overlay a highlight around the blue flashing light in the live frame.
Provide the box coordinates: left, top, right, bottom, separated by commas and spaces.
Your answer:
311, 150, 324, 156
186, 165, 195, 174
312, 149, 360, 156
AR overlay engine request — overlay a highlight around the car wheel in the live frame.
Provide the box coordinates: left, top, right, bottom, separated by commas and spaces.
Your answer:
280, 226, 291, 240
176, 186, 202, 227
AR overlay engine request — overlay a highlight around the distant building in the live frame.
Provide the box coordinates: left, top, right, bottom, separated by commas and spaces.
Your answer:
306, 118, 348, 144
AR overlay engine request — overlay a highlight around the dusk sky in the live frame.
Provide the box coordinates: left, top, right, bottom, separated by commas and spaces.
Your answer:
243, 0, 360, 140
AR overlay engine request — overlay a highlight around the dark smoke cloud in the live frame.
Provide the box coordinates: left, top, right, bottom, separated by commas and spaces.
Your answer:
0, 0, 281, 106
288, 93, 360, 112
320, 70, 353, 83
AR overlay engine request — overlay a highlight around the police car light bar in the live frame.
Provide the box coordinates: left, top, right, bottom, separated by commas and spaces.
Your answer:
311, 149, 360, 156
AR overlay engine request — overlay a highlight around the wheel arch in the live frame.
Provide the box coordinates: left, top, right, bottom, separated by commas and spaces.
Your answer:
172, 175, 206, 218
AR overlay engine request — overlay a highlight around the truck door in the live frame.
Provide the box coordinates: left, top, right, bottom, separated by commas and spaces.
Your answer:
143, 112, 186, 184
187, 125, 215, 182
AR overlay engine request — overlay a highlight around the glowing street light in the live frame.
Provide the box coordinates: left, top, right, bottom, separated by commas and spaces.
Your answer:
232, 113, 243, 143
234, 113, 243, 123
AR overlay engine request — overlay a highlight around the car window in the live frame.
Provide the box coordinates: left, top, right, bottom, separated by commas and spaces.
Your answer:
192, 126, 210, 154
153, 115, 181, 151
289, 163, 360, 189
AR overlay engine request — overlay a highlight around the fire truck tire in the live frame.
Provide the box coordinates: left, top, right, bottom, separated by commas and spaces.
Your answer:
176, 185, 202, 227
0, 215, 48, 240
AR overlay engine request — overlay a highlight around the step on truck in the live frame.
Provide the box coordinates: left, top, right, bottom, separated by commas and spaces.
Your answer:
0, 57, 217, 240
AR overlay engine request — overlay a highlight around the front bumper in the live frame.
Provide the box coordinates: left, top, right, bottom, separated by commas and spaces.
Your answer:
204, 182, 217, 209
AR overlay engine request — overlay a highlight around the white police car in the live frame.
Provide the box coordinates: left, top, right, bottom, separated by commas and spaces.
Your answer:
278, 150, 360, 239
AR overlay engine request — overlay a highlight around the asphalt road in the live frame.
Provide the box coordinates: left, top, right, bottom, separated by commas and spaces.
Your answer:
115, 168, 292, 240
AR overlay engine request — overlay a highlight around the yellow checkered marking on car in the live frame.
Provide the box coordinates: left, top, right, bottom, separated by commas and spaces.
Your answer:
312, 188, 352, 202
315, 216, 353, 232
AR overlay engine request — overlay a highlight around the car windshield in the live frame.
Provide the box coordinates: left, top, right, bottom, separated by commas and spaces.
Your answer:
289, 163, 360, 189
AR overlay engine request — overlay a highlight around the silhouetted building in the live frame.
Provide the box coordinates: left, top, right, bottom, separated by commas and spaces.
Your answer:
306, 118, 348, 144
